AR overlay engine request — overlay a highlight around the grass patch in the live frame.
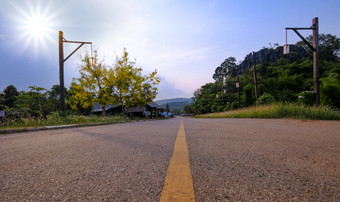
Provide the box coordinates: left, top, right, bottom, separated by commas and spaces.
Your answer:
196, 103, 340, 120
0, 112, 130, 129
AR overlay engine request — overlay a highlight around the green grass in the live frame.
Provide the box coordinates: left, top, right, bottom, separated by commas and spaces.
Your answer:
196, 103, 340, 120
0, 112, 130, 129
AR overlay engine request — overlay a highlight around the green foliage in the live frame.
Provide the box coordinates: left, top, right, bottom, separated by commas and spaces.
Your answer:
230, 101, 238, 110
187, 33, 340, 115
297, 34, 340, 62
0, 112, 130, 129
256, 93, 276, 105
255, 93, 271, 105
297, 91, 315, 106
3, 85, 19, 108
15, 86, 49, 116
320, 62, 340, 108
47, 85, 67, 113
213, 57, 237, 81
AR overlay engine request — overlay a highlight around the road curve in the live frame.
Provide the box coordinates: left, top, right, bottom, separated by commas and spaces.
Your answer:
1, 117, 339, 201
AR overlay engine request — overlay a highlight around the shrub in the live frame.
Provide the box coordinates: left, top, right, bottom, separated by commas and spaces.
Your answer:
256, 93, 276, 105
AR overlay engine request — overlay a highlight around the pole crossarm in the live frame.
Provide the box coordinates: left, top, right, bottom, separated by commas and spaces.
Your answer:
63, 39, 92, 62
285, 27, 315, 51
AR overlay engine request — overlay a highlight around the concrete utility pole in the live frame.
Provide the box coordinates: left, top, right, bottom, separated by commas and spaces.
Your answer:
285, 17, 319, 106
58, 31, 92, 116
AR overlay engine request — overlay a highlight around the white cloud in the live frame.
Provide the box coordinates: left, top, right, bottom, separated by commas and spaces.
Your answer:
156, 76, 191, 100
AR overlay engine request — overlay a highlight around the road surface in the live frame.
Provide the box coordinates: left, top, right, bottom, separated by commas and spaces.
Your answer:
1, 118, 339, 201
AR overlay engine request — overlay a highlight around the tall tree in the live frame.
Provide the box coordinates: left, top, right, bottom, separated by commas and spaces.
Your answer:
213, 57, 237, 81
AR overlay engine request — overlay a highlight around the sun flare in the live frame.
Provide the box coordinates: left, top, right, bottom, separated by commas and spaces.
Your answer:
24, 14, 51, 40
11, 1, 58, 52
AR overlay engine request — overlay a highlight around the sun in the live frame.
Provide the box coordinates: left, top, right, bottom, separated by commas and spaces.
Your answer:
24, 14, 51, 40
11, 1, 58, 52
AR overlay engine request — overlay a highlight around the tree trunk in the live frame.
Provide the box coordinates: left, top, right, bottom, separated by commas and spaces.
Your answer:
102, 106, 106, 116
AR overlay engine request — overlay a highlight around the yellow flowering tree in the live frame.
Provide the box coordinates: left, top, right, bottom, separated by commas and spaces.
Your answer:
108, 49, 160, 112
68, 53, 113, 115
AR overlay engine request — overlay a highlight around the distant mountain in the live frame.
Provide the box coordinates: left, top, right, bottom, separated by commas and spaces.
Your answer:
155, 98, 192, 106
155, 98, 192, 115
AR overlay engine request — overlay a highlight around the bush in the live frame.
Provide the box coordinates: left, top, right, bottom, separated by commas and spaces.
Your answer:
297, 91, 315, 106
256, 93, 276, 105
231, 101, 239, 109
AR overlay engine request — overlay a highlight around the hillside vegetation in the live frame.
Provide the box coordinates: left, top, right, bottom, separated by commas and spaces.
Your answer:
185, 34, 340, 119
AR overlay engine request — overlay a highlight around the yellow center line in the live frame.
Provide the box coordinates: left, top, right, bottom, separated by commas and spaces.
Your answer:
159, 119, 195, 202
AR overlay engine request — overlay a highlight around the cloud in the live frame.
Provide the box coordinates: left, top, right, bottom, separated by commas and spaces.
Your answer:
0, 34, 5, 40
156, 76, 191, 100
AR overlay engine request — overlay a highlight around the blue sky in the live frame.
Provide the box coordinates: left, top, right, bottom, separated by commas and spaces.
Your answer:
1, 0, 340, 100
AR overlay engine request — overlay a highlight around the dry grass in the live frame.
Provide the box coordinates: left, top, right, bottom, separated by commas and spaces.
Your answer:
196, 103, 340, 120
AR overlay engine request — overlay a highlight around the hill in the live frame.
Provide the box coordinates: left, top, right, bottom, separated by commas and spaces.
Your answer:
155, 98, 192, 115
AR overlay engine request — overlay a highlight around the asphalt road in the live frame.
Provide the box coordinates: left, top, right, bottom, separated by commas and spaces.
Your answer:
1, 118, 339, 201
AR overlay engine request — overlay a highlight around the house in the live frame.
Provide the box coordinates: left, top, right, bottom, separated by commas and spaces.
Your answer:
92, 103, 123, 115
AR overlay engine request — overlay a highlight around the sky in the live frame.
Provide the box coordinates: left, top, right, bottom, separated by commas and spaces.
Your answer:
1, 0, 340, 100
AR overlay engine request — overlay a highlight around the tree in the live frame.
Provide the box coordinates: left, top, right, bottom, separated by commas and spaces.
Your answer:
15, 86, 48, 116
108, 49, 159, 112
213, 57, 237, 81
47, 84, 68, 113
68, 52, 113, 115
68, 49, 160, 115
0, 92, 5, 110
296, 33, 340, 62
3, 85, 19, 108
320, 63, 340, 108
67, 82, 93, 115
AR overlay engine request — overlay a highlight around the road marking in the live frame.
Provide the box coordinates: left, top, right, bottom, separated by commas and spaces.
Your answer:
160, 119, 195, 202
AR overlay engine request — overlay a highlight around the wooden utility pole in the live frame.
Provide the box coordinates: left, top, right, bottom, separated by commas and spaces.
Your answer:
313, 18, 320, 106
58, 31, 92, 116
58, 31, 65, 116
285, 17, 319, 106
236, 76, 240, 108
253, 65, 259, 100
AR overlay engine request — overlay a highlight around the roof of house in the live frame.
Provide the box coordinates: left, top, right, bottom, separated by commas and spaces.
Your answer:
93, 102, 164, 112
147, 102, 163, 109
93, 103, 122, 112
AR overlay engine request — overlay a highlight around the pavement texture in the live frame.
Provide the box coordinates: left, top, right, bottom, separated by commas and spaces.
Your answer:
1, 117, 340, 201
0, 119, 180, 201
184, 118, 340, 201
